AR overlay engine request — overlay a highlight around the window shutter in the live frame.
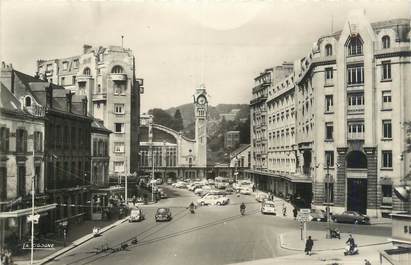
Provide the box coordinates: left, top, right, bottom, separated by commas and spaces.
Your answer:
23, 130, 28, 152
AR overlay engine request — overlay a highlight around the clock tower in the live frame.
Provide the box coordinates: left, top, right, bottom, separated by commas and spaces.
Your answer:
193, 84, 208, 168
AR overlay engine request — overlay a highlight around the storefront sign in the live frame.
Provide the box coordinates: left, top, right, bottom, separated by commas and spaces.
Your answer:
22, 242, 55, 250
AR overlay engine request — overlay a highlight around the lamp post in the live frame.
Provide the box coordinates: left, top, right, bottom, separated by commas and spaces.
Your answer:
234, 156, 239, 183
151, 143, 155, 202
325, 160, 332, 239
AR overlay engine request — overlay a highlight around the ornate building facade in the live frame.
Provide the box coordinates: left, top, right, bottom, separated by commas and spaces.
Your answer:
36, 45, 140, 176
249, 11, 411, 216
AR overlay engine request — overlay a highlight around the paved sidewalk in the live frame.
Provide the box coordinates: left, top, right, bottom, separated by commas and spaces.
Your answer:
228, 243, 392, 265
14, 217, 129, 265
280, 230, 389, 251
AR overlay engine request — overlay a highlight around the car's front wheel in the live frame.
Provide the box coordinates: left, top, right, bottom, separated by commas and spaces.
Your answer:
216, 202, 221, 206
354, 219, 359, 225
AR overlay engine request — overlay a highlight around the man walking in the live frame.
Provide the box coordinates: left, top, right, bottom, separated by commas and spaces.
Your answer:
305, 235, 314, 256
293, 207, 298, 220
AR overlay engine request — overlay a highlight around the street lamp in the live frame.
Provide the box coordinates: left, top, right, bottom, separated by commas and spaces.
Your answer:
151, 143, 155, 202
325, 160, 332, 239
233, 156, 239, 183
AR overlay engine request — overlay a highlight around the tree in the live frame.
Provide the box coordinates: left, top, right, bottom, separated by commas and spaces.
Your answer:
148, 108, 175, 129
173, 109, 184, 132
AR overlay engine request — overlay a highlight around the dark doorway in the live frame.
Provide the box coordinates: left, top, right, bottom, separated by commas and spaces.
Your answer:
303, 150, 312, 175
346, 151, 367, 168
347, 178, 367, 214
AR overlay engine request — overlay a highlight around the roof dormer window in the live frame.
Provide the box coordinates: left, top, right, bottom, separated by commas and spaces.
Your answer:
348, 37, 363, 56
111, 65, 124, 74
83, 67, 91, 76
325, 44, 333, 56
25, 96, 32, 107
382, 35, 390, 49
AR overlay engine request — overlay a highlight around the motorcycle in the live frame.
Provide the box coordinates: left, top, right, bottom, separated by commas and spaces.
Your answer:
344, 243, 359, 256
329, 228, 341, 239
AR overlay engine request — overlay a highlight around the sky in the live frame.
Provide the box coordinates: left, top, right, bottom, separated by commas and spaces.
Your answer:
0, 0, 409, 112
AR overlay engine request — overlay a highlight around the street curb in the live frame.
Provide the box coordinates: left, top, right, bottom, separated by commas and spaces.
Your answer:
278, 233, 391, 252
16, 217, 129, 265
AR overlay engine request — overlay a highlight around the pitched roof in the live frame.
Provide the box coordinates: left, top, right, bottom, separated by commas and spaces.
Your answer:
0, 82, 21, 111
231, 144, 251, 157
91, 117, 112, 134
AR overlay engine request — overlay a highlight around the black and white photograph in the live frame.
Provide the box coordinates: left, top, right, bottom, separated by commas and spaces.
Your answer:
0, 0, 410, 264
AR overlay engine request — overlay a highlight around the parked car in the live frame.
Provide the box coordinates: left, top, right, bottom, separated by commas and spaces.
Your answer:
173, 181, 187, 188
155, 208, 172, 222
207, 179, 215, 185
255, 192, 269, 202
129, 208, 145, 222
332, 211, 370, 224
159, 191, 168, 199
194, 187, 203, 195
261, 200, 276, 215
197, 194, 229, 206
167, 178, 173, 185
309, 209, 327, 222
155, 178, 163, 185
240, 187, 252, 195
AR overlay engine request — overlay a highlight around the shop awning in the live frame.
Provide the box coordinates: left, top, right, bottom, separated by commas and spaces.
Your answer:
0, 203, 57, 218
245, 170, 312, 184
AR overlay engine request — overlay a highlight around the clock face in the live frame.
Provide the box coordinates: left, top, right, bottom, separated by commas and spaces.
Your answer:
197, 95, 206, 105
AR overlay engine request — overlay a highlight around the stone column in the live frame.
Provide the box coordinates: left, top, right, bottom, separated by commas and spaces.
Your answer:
335, 147, 348, 207
364, 146, 379, 213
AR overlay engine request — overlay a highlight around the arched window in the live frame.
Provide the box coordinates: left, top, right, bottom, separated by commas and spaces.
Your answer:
382, 35, 390, 49
348, 37, 363, 56
83, 67, 91, 76
111, 65, 124, 74
325, 44, 333, 56
25, 96, 32, 107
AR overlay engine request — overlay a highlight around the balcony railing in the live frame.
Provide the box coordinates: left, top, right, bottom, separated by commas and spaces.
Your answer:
347, 105, 364, 114
111, 73, 127, 81
347, 132, 364, 140
346, 85, 364, 92
92, 93, 107, 101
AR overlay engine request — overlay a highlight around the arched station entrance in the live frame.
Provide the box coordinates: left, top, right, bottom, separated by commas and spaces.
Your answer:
346, 151, 368, 214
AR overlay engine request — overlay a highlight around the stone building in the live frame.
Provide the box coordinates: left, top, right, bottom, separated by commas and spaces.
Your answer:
91, 119, 111, 186
0, 63, 55, 249
36, 44, 140, 177
1, 63, 93, 235
138, 85, 232, 180
249, 11, 411, 216
224, 131, 240, 149
295, 11, 410, 216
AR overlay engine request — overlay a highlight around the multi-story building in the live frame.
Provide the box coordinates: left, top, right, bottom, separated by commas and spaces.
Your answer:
224, 131, 240, 149
0, 73, 56, 250
1, 63, 93, 235
36, 45, 140, 177
249, 10, 411, 216
91, 119, 111, 186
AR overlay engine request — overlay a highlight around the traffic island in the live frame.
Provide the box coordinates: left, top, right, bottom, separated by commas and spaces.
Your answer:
279, 230, 389, 251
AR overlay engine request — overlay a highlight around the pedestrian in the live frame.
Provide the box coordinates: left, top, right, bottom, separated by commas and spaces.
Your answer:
282, 203, 287, 217
132, 195, 136, 206
364, 259, 371, 265
252, 184, 256, 192
293, 207, 298, 220
305, 235, 314, 256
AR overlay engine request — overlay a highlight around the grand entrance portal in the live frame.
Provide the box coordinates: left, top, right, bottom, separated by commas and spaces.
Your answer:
347, 179, 367, 214
346, 151, 368, 214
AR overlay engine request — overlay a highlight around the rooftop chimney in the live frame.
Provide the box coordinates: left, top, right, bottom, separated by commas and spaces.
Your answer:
46, 84, 53, 109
